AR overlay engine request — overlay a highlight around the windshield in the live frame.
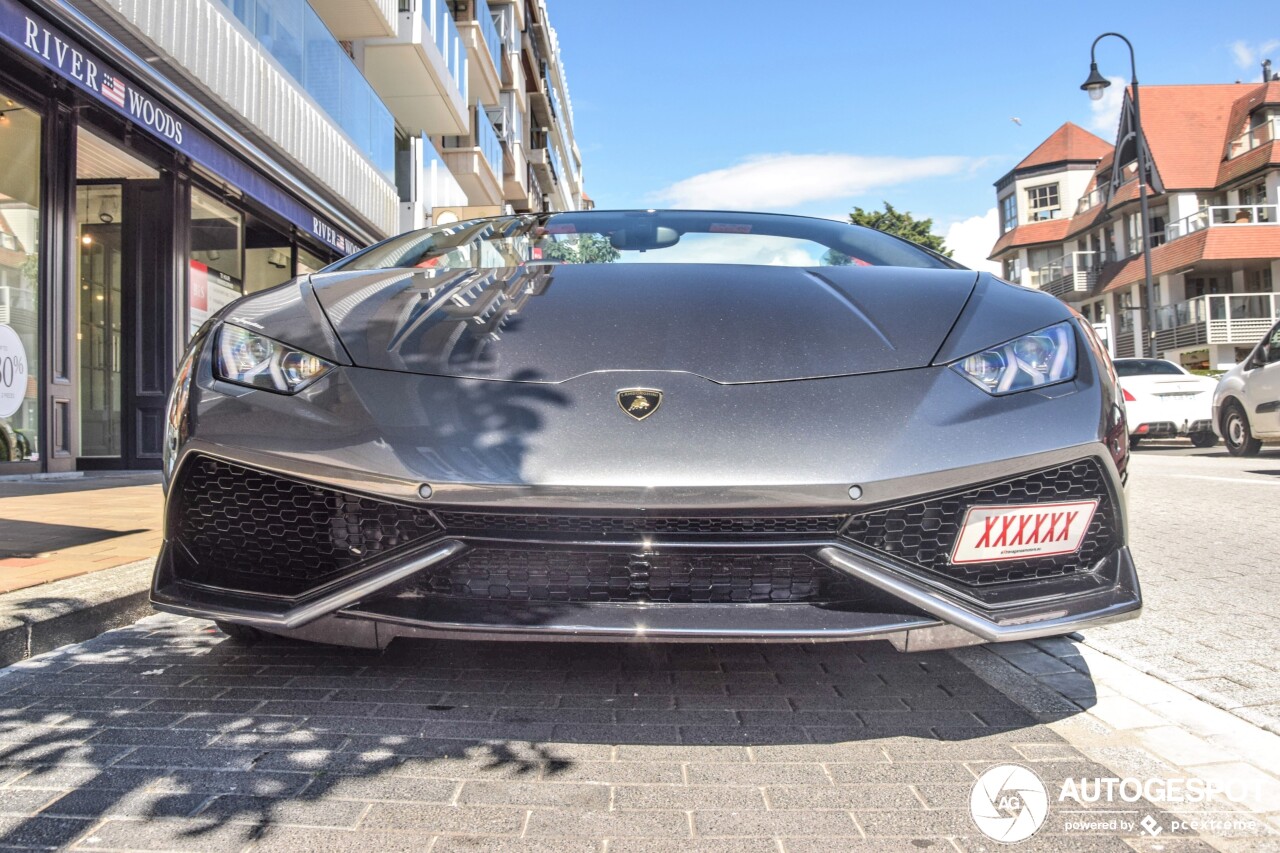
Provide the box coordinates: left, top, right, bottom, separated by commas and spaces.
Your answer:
1114, 359, 1186, 377
326, 211, 964, 273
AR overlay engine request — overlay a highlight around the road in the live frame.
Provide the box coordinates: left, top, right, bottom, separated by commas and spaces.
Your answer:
1085, 443, 1280, 732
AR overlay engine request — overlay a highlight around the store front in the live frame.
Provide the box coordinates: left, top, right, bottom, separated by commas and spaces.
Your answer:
0, 0, 367, 472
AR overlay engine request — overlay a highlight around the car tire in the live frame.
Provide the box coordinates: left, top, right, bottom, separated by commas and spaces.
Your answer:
1190, 433, 1218, 448
1222, 402, 1262, 457
1128, 436, 1142, 449
214, 620, 269, 644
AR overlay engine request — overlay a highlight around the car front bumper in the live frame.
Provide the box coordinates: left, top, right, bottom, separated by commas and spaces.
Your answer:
151, 448, 1141, 652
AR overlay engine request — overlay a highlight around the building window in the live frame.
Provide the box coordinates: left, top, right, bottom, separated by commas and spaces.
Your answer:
999, 193, 1017, 233
189, 189, 244, 337
1026, 183, 1060, 220
0, 89, 41, 464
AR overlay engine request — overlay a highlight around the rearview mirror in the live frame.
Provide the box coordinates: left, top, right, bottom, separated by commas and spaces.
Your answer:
608, 226, 680, 252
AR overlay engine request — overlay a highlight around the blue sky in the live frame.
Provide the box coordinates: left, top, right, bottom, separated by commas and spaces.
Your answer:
547, 0, 1278, 269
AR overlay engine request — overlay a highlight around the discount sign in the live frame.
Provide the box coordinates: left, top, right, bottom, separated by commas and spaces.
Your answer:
0, 324, 29, 419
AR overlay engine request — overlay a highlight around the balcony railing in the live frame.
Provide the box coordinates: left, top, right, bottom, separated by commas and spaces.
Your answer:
1029, 251, 1101, 299
1075, 186, 1108, 215
215, 0, 394, 176
476, 107, 502, 179
475, 0, 502, 72
424, 0, 468, 102
1165, 204, 1279, 243
1227, 118, 1280, 159
1153, 292, 1280, 351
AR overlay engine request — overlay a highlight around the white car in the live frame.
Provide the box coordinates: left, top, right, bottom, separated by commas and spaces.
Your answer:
1114, 358, 1218, 448
1212, 320, 1280, 456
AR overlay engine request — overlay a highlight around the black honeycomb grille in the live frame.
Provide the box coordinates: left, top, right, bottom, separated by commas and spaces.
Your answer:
172, 456, 443, 595
406, 549, 860, 604
436, 511, 846, 539
841, 459, 1119, 587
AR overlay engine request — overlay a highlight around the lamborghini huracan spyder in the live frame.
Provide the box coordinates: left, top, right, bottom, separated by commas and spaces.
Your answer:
152, 210, 1139, 651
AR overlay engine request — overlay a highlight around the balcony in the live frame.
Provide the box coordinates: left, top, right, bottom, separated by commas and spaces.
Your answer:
1154, 293, 1280, 352
1165, 204, 1279, 243
308, 0, 398, 38
459, 0, 503, 106
1227, 118, 1280, 159
1075, 186, 1109, 215
441, 108, 504, 207
396, 133, 467, 231
364, 0, 470, 135
1029, 251, 1100, 301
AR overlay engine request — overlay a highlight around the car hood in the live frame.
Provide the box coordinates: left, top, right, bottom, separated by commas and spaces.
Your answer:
307, 264, 979, 384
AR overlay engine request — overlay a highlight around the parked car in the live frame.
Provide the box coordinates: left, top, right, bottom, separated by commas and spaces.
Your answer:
1113, 358, 1218, 448
152, 210, 1140, 653
1212, 320, 1280, 456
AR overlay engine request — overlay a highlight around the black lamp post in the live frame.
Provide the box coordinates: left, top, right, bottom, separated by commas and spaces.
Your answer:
1082, 33, 1158, 360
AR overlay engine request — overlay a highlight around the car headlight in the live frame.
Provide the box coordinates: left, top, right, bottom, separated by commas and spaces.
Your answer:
952, 322, 1077, 395
214, 324, 334, 394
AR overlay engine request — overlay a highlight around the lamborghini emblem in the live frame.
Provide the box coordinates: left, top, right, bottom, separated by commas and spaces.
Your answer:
617, 389, 663, 421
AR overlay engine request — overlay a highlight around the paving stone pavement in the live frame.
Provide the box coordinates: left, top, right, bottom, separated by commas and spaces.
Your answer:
1081, 448, 1280, 733
0, 614, 1247, 852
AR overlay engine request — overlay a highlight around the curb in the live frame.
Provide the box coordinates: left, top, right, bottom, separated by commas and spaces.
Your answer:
0, 558, 157, 667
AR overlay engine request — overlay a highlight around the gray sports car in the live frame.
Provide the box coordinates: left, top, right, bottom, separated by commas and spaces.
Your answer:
152, 210, 1140, 651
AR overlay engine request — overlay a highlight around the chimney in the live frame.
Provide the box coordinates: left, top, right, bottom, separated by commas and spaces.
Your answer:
1264, 59, 1273, 83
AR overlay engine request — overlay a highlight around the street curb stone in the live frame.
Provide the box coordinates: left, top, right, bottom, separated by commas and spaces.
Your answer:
0, 558, 156, 667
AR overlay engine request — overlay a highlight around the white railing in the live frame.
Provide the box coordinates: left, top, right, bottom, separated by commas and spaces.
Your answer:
1164, 204, 1279, 244
1075, 186, 1108, 215
1154, 293, 1280, 344
1029, 251, 1100, 297
1227, 118, 1280, 159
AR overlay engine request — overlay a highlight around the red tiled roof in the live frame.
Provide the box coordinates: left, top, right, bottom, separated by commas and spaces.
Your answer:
989, 218, 1071, 259
1136, 84, 1258, 189
1100, 225, 1280, 292
1015, 122, 1113, 171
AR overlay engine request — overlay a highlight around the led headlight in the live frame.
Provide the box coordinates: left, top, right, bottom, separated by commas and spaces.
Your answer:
214, 324, 334, 394
953, 322, 1077, 395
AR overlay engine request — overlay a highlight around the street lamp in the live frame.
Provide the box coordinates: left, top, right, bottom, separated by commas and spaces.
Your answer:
1082, 33, 1158, 360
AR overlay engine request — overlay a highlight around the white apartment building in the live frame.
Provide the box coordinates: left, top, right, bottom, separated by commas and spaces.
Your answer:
990, 74, 1280, 371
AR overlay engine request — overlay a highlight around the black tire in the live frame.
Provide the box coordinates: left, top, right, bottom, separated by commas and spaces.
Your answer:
1128, 436, 1142, 449
1222, 402, 1262, 457
214, 620, 269, 643
1190, 432, 1218, 448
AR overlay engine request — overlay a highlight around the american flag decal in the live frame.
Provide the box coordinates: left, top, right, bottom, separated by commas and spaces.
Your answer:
100, 74, 127, 108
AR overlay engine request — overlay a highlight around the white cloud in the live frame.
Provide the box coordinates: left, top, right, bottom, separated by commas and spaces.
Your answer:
653, 153, 974, 210
1088, 76, 1126, 138
1231, 39, 1280, 70
943, 208, 1001, 274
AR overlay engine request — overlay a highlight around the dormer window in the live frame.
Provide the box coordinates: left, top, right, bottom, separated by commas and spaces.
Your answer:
1027, 183, 1060, 220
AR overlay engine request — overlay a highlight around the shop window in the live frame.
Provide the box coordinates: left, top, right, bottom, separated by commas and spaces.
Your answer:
295, 246, 329, 276
243, 216, 292, 295
189, 189, 244, 336
0, 91, 41, 464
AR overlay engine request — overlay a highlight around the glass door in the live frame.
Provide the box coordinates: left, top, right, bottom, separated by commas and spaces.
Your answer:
77, 185, 123, 458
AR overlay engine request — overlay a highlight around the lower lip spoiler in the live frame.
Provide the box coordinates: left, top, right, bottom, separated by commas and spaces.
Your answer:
151, 540, 1141, 651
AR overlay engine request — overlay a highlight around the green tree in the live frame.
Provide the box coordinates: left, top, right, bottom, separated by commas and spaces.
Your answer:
844, 202, 952, 257
541, 233, 620, 264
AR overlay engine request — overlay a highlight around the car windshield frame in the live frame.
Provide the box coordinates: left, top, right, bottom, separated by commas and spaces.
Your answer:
324, 210, 967, 273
